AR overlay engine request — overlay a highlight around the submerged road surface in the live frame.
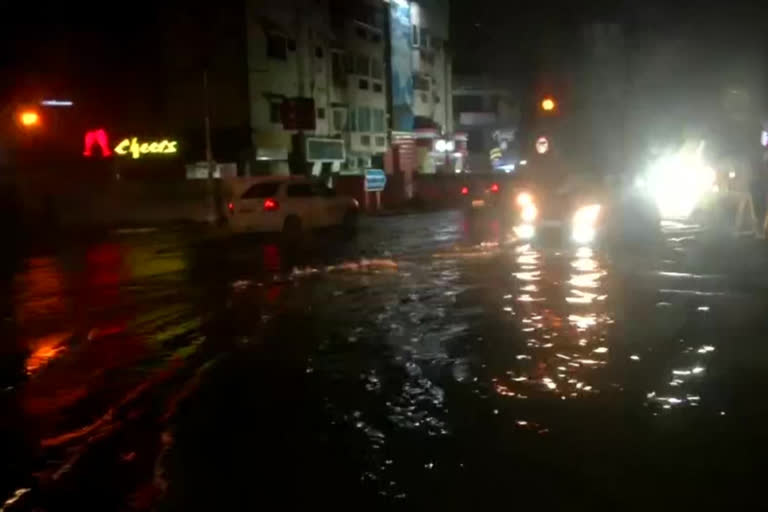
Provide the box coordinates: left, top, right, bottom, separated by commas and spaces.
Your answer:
2, 211, 768, 510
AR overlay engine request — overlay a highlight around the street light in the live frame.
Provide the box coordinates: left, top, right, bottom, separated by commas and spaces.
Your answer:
541, 97, 556, 112
18, 109, 40, 128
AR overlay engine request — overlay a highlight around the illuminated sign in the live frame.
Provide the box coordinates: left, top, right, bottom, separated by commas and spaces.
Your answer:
114, 137, 178, 159
535, 136, 550, 154
83, 129, 112, 157
83, 130, 178, 159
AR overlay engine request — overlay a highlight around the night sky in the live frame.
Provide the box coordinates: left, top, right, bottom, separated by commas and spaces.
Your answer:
3, 1, 767, 115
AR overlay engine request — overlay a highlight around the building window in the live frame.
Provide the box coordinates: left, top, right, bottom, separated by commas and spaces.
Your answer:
373, 109, 384, 132
411, 25, 420, 47
355, 54, 369, 76
421, 28, 431, 49
269, 101, 281, 123
344, 54, 354, 73
371, 59, 383, 80
287, 39, 296, 51
420, 92, 429, 103
375, 136, 386, 147
360, 135, 371, 146
359, 79, 369, 90
413, 73, 430, 91
373, 82, 383, 93
333, 109, 346, 131
317, 107, 326, 120
332, 52, 345, 86
356, 26, 367, 40
315, 47, 323, 58
266, 34, 287, 60
358, 107, 371, 132
348, 108, 357, 132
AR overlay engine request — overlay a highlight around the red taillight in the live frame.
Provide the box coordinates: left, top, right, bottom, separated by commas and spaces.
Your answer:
227, 202, 234, 214
263, 198, 280, 211
490, 183, 500, 193
461, 186, 469, 195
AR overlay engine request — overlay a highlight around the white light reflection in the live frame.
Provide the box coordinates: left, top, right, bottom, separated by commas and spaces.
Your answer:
568, 314, 597, 330
569, 272, 604, 288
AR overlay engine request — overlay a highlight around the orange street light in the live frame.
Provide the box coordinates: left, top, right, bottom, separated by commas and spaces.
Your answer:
541, 97, 556, 112
19, 109, 41, 128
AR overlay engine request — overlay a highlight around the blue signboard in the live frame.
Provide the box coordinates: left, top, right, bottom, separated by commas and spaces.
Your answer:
389, 2, 414, 131
365, 169, 387, 192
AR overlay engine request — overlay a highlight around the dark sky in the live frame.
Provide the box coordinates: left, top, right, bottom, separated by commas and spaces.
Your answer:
4, 0, 767, 116
450, 0, 768, 82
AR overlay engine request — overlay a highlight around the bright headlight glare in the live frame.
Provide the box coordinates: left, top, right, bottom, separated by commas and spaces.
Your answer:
521, 204, 538, 222
646, 150, 715, 219
573, 204, 601, 227
514, 224, 535, 240
516, 192, 534, 207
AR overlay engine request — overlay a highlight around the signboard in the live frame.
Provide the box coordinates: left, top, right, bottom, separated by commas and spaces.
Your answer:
535, 136, 550, 155
281, 97, 316, 131
83, 129, 178, 159
365, 169, 387, 192
389, 1, 414, 131
306, 138, 345, 162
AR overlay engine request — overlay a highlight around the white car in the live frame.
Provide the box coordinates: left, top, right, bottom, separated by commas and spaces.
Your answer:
224, 177, 359, 236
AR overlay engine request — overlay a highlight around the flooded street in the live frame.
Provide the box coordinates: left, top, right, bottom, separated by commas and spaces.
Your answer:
3, 210, 768, 510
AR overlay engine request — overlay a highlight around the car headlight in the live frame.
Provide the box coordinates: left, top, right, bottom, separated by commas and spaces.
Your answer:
573, 204, 601, 227
645, 149, 715, 219
516, 192, 534, 207
572, 204, 601, 244
521, 203, 538, 222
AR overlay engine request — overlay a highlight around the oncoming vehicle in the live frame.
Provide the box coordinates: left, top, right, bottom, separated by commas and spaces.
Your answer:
512, 182, 661, 249
461, 175, 660, 249
224, 177, 359, 237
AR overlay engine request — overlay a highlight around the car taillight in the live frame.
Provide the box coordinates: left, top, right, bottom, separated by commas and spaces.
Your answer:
461, 186, 469, 195
263, 198, 280, 211
227, 202, 234, 214
490, 183, 500, 193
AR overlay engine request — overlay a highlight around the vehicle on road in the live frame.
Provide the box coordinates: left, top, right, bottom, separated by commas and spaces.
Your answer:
224, 177, 359, 237
461, 175, 660, 248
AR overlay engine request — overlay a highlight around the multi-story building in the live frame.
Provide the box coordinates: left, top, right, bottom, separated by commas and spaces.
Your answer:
245, 0, 343, 177
329, 0, 389, 173
243, 0, 453, 184
453, 74, 520, 172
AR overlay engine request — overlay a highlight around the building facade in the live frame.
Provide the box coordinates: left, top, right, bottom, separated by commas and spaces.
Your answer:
244, 0, 454, 182
453, 74, 520, 172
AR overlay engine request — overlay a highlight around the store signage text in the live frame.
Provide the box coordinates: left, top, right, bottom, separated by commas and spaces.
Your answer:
83, 129, 178, 159
114, 137, 178, 159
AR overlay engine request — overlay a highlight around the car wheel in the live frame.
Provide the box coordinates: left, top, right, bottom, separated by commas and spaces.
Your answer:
342, 209, 358, 238
282, 215, 303, 242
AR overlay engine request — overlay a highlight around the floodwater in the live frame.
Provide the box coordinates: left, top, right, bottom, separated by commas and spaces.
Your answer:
2, 211, 768, 510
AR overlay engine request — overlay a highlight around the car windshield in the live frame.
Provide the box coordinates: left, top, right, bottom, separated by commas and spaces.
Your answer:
4, 2, 768, 510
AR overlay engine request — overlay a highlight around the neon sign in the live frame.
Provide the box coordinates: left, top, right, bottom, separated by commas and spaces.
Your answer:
83, 129, 112, 157
114, 137, 178, 159
83, 129, 178, 159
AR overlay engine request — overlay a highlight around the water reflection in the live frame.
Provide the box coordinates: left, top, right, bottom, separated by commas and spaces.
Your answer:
501, 245, 612, 401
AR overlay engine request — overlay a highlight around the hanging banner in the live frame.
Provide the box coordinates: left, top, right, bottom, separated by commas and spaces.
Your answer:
389, 1, 414, 131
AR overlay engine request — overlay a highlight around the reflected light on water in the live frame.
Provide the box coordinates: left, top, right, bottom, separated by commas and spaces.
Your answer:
25, 332, 70, 375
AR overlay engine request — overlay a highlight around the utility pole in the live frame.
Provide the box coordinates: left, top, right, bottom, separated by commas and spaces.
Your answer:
203, 68, 221, 223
